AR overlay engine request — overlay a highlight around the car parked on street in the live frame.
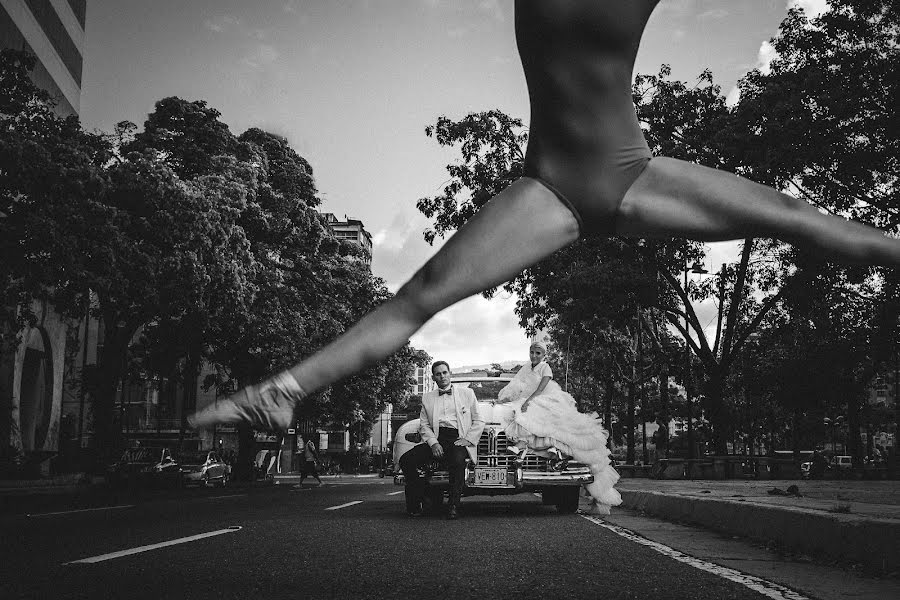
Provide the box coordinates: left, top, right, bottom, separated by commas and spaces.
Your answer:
106, 447, 182, 488
178, 451, 229, 487
393, 376, 594, 514
832, 455, 853, 469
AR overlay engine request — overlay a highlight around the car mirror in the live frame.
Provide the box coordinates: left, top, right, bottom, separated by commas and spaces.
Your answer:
405, 432, 422, 443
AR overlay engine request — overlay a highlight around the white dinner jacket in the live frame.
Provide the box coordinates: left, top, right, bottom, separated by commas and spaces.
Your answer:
419, 385, 485, 463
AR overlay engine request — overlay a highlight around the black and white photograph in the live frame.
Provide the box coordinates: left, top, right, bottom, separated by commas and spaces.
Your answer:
1, 1, 898, 598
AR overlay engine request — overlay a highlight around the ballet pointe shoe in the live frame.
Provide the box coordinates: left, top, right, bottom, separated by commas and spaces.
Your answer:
187, 372, 305, 431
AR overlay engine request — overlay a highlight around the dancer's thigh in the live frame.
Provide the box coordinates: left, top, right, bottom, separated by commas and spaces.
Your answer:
614, 157, 819, 242
398, 177, 580, 315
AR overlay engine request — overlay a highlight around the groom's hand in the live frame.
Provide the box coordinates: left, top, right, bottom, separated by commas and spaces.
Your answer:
430, 443, 444, 458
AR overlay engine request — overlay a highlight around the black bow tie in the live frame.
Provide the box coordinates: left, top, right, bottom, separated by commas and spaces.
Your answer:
438, 388, 452, 396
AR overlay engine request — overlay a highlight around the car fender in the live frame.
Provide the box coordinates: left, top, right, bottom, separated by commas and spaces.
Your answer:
393, 419, 424, 469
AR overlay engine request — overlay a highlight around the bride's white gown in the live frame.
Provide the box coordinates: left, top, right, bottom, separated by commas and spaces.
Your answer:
494, 361, 621, 513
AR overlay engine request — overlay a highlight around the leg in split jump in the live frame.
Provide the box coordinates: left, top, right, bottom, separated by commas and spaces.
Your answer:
188, 0, 900, 433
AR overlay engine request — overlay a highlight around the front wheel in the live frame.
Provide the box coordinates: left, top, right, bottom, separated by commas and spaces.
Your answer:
556, 487, 580, 514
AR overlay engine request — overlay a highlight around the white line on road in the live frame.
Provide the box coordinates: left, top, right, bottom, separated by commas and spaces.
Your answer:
581, 516, 811, 600
386, 491, 404, 496
27, 505, 135, 517
325, 501, 363, 511
203, 494, 247, 500
63, 526, 243, 565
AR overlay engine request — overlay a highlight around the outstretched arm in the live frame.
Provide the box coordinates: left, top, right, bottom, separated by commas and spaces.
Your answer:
520, 376, 551, 413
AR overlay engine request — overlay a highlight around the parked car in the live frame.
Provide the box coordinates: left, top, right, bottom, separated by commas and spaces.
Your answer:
832, 455, 853, 469
106, 447, 182, 488
393, 377, 594, 514
178, 451, 229, 487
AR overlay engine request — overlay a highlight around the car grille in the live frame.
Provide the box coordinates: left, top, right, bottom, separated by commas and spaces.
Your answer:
476, 428, 547, 470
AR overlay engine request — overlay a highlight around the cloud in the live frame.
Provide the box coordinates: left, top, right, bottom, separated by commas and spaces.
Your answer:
697, 8, 728, 20
410, 293, 529, 369
204, 15, 241, 33
789, 0, 828, 18
477, 0, 505, 22
755, 40, 777, 75
725, 85, 741, 107
422, 0, 505, 22
241, 44, 280, 69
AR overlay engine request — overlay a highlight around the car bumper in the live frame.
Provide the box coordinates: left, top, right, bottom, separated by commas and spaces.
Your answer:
394, 467, 593, 490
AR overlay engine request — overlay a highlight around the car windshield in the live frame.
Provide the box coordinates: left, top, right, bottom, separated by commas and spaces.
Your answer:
121, 448, 165, 463
458, 380, 509, 401
177, 452, 212, 464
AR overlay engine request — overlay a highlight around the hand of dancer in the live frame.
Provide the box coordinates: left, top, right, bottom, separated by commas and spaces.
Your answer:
521, 399, 532, 413
430, 443, 444, 458
454, 439, 473, 447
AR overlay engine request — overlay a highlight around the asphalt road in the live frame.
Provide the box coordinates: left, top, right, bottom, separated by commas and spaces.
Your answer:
2, 479, 896, 600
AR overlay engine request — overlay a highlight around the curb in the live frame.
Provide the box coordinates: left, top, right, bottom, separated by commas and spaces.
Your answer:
619, 490, 900, 575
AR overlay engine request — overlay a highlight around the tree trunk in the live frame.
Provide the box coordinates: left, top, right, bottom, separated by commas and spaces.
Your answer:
626, 378, 635, 465
604, 374, 613, 437
847, 393, 861, 465
706, 370, 728, 454
658, 362, 669, 457
92, 323, 134, 453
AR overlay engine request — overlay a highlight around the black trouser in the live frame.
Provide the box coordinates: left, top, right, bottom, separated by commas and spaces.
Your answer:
299, 459, 321, 482
400, 427, 469, 511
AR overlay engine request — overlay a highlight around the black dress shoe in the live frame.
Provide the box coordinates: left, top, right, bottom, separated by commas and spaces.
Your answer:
447, 505, 458, 520
407, 509, 424, 517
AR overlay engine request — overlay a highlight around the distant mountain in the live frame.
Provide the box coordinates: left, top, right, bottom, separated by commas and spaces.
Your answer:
456, 360, 524, 373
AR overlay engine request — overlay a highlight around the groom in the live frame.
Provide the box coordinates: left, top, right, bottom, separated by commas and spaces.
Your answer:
400, 361, 484, 519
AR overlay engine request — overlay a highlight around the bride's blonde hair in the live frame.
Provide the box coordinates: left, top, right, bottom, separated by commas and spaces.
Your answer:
530, 341, 547, 353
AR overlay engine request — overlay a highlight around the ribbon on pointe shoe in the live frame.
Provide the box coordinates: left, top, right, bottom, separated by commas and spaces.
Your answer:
187, 371, 306, 432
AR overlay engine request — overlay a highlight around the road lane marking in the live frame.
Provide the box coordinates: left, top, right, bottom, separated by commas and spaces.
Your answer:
28, 505, 135, 517
386, 491, 404, 496
63, 526, 243, 565
581, 516, 811, 600
204, 494, 246, 500
325, 501, 363, 511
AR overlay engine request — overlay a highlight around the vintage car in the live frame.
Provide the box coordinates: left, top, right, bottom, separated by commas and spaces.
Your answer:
393, 377, 592, 513
178, 451, 229, 487
106, 446, 183, 488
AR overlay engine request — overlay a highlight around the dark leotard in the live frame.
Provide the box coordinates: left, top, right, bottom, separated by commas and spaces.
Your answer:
516, 0, 659, 235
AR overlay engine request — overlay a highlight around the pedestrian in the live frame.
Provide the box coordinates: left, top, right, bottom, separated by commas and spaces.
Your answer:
492, 342, 621, 515
299, 438, 323, 486
399, 361, 484, 519
189, 0, 900, 439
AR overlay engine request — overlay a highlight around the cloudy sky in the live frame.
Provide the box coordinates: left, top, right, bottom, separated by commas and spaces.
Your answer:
80, 0, 827, 368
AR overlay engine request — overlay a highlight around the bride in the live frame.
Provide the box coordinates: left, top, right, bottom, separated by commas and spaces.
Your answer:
492, 342, 621, 515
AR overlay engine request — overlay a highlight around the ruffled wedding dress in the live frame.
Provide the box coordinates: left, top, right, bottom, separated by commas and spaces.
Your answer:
494, 362, 621, 514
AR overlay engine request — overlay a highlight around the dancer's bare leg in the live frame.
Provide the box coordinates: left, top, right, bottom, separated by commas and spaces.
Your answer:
617, 157, 900, 265
188, 178, 579, 430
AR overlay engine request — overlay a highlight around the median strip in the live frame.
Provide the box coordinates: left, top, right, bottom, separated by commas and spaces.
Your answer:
63, 526, 243, 565
325, 501, 363, 511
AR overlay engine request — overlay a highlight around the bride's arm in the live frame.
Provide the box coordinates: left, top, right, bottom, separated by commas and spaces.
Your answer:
521, 376, 552, 412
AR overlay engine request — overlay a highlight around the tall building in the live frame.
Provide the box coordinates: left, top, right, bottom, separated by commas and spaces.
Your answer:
0, 0, 87, 463
321, 213, 373, 264
0, 0, 85, 117
411, 366, 436, 396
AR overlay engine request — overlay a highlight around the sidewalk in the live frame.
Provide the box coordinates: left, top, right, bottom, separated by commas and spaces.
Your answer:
616, 479, 900, 575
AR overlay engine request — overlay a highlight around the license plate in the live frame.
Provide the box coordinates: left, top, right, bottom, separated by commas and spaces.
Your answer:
474, 467, 507, 486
